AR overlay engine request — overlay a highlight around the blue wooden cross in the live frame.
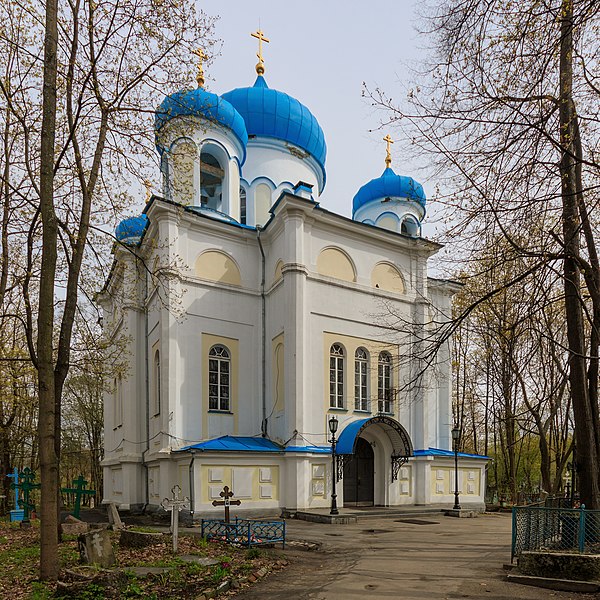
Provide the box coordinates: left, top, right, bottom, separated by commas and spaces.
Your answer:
7, 467, 20, 509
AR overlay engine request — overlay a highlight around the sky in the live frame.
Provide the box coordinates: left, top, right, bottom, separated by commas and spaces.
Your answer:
198, 1, 437, 233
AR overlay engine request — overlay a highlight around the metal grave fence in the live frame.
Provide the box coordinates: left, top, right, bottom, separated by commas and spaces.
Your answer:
512, 504, 600, 562
201, 518, 286, 548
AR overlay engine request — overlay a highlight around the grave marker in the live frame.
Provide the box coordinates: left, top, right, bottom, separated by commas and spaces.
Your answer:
61, 475, 96, 519
11, 468, 40, 522
161, 485, 189, 554
211, 485, 241, 523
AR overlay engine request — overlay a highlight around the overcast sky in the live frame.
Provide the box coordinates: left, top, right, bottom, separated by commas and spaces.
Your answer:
198, 1, 437, 232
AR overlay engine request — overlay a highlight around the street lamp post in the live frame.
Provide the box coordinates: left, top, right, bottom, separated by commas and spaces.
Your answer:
329, 416, 339, 515
452, 426, 461, 510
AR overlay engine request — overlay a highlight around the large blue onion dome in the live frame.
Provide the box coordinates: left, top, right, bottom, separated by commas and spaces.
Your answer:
155, 87, 248, 151
221, 76, 327, 177
115, 214, 148, 246
353, 168, 426, 216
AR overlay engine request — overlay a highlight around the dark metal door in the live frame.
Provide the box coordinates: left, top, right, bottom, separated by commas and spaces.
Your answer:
343, 437, 374, 506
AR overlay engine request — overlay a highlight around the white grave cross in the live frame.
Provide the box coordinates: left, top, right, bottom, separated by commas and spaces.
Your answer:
161, 485, 190, 554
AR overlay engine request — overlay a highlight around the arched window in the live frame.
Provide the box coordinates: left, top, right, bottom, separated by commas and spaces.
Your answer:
209, 345, 230, 411
240, 186, 247, 224
354, 348, 369, 411
200, 149, 224, 210
401, 216, 420, 237
378, 352, 393, 414
329, 344, 345, 409
153, 350, 161, 416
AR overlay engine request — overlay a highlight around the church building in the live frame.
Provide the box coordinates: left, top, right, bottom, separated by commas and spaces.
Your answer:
98, 32, 487, 516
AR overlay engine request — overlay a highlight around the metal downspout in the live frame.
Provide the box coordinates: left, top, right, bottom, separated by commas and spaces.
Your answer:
189, 449, 196, 517
257, 227, 267, 437
142, 259, 150, 512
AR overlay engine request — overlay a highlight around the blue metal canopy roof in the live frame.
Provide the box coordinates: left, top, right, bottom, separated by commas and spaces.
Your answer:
336, 416, 413, 457
414, 448, 489, 460
353, 167, 426, 216
222, 76, 326, 187
182, 436, 283, 453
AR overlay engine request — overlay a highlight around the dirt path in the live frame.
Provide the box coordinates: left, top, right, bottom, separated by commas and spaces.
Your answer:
233, 513, 599, 600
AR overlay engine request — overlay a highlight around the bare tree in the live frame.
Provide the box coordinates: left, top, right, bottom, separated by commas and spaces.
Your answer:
1, 0, 216, 579
370, 0, 600, 507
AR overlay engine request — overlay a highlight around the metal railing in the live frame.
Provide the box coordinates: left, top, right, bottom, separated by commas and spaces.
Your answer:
512, 503, 600, 562
201, 517, 286, 548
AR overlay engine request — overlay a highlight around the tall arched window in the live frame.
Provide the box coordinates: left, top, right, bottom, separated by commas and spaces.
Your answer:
209, 345, 230, 411
329, 344, 344, 409
240, 186, 247, 224
153, 349, 161, 416
200, 149, 224, 210
354, 348, 369, 411
378, 352, 393, 414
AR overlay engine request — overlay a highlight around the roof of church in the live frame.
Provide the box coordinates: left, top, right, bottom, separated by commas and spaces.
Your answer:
353, 167, 426, 215
115, 214, 148, 245
155, 87, 248, 152
221, 76, 326, 179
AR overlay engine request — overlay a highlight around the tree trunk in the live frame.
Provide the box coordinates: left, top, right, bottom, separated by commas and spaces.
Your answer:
559, 0, 600, 510
37, 0, 59, 581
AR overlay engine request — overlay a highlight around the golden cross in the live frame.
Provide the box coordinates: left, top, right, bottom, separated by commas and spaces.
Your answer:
251, 28, 270, 75
383, 134, 394, 168
192, 48, 206, 87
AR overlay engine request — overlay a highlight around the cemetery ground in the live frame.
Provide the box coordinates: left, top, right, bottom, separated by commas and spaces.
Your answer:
0, 516, 288, 599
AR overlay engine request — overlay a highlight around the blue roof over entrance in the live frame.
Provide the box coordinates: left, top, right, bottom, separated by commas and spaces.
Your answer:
414, 448, 489, 460
336, 416, 413, 457
181, 436, 283, 453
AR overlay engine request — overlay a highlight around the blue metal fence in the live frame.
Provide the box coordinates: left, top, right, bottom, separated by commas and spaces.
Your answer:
201, 518, 286, 548
512, 504, 600, 562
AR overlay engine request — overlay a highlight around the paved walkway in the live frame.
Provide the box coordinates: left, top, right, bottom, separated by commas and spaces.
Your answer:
235, 512, 595, 600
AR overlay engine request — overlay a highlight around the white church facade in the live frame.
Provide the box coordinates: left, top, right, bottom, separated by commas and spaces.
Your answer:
98, 34, 487, 516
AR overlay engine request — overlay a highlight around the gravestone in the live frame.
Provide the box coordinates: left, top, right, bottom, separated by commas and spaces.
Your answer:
78, 530, 115, 567
62, 515, 90, 535
107, 502, 124, 530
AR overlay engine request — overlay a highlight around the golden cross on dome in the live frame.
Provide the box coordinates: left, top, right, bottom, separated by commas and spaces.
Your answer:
192, 48, 206, 88
383, 134, 394, 168
251, 28, 270, 75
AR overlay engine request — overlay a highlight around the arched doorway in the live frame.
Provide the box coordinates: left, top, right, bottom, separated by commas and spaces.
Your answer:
343, 437, 374, 506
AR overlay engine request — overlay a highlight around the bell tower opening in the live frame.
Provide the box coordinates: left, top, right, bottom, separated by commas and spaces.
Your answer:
200, 149, 225, 211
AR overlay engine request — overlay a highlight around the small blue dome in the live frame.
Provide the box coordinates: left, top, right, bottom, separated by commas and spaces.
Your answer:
155, 87, 248, 151
353, 168, 426, 215
115, 214, 148, 245
222, 76, 326, 180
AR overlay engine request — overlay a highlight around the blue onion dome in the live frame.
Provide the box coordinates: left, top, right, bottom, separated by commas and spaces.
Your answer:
353, 168, 426, 216
221, 76, 327, 179
155, 87, 248, 151
115, 214, 148, 245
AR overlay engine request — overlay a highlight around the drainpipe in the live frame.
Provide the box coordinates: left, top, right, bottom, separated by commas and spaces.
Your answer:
142, 259, 150, 512
189, 449, 196, 517
256, 226, 267, 437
